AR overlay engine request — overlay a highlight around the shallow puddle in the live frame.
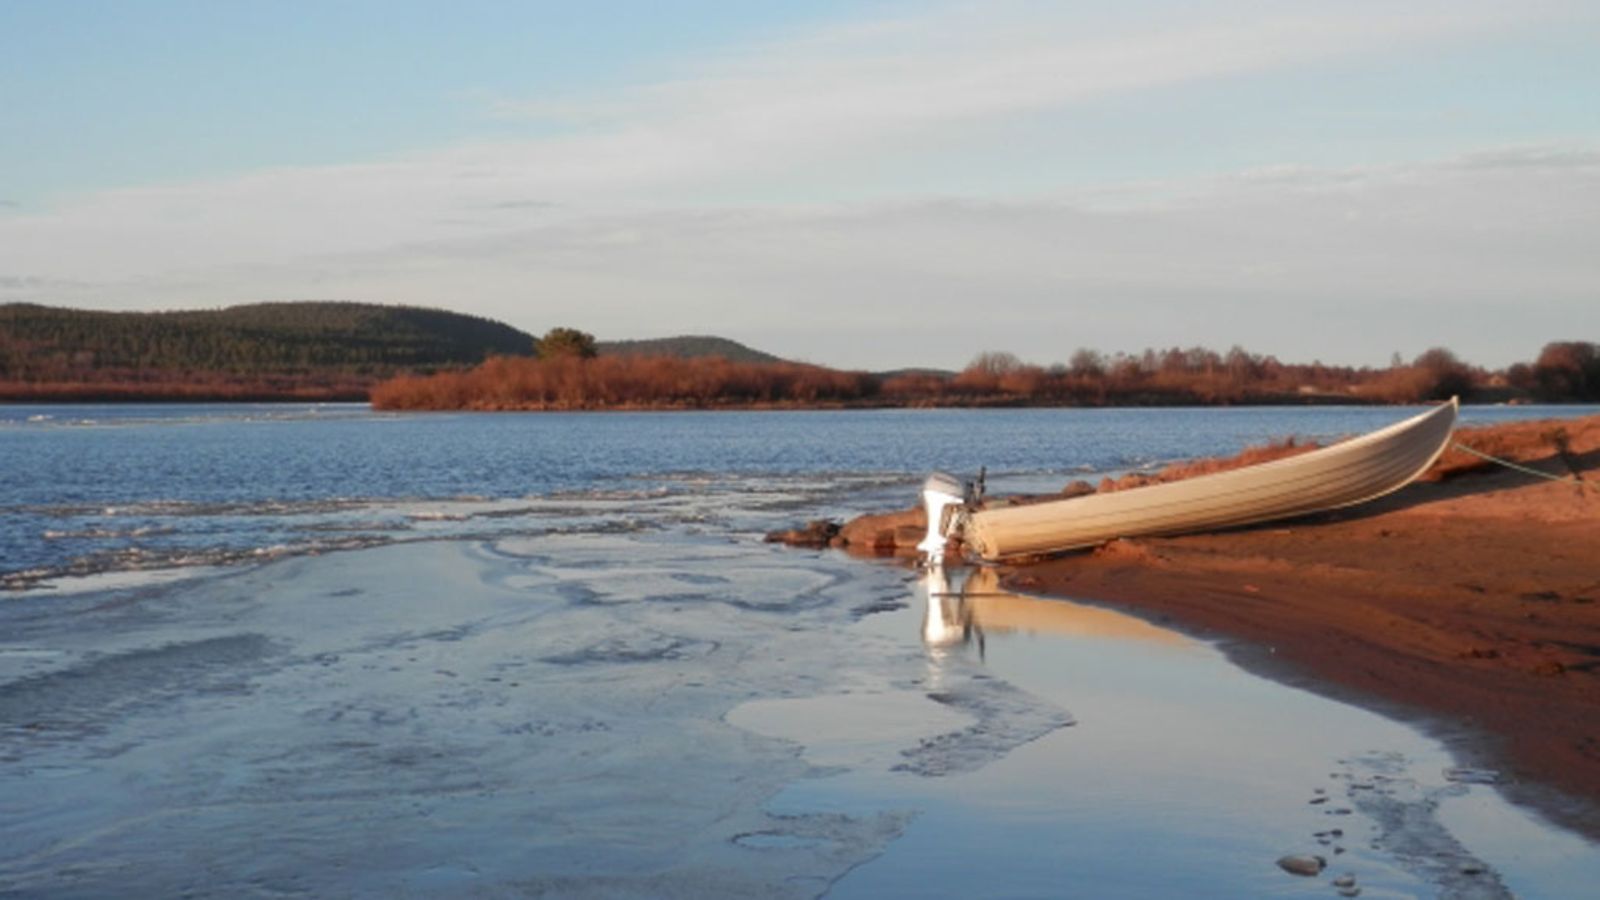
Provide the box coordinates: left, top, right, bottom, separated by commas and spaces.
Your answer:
733, 566, 1600, 899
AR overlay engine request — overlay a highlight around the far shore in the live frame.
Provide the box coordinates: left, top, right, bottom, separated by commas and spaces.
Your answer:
782, 412, 1600, 840
0, 386, 1583, 411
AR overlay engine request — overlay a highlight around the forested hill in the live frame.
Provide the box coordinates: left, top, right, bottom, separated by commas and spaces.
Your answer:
597, 335, 782, 364
0, 302, 536, 377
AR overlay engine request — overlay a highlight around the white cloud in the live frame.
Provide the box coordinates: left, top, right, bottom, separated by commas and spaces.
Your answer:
56, 144, 1584, 370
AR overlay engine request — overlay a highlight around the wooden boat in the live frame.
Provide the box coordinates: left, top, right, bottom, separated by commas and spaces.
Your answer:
919, 398, 1458, 561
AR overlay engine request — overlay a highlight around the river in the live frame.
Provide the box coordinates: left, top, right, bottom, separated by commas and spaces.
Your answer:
2, 403, 1596, 896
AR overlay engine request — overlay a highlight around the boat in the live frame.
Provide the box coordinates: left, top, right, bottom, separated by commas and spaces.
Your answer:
917, 398, 1458, 562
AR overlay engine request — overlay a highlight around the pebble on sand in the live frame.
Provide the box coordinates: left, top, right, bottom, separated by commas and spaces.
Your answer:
1276, 854, 1327, 877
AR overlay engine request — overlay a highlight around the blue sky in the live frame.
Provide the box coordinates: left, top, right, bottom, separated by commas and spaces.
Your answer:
3, 1, 885, 204
3, 0, 1597, 370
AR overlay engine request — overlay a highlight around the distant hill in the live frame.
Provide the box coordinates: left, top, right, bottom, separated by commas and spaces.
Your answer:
0, 302, 535, 378
597, 335, 783, 365
874, 367, 955, 380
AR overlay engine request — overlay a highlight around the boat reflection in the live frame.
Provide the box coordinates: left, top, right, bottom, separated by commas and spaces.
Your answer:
919, 566, 1194, 658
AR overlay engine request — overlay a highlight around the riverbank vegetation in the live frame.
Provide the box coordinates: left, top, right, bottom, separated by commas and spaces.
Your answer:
371, 353, 876, 410
372, 338, 1600, 410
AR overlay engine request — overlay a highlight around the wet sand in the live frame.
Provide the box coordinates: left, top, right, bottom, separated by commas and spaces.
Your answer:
1003, 413, 1600, 838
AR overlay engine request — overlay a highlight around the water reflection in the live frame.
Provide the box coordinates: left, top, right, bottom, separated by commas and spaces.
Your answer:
918, 565, 977, 655
919, 565, 1193, 658
874, 565, 1598, 900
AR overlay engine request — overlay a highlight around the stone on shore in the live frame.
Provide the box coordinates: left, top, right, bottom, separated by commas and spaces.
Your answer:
1061, 480, 1096, 498
1276, 854, 1327, 876
836, 507, 926, 553
763, 508, 933, 555
763, 519, 841, 548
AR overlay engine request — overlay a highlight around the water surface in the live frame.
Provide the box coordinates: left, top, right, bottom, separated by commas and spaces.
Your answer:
5, 402, 1591, 591
3, 403, 1597, 896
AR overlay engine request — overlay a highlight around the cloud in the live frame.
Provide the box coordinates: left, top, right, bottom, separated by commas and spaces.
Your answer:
2, 1, 1537, 272
482, 200, 558, 211
478, 1, 1530, 196
0, 273, 98, 297
73, 143, 1589, 370
0, 0, 1592, 368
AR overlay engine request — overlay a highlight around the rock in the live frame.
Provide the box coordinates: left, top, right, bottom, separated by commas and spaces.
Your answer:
893, 524, 927, 546
763, 519, 841, 548
1093, 538, 1161, 564
1332, 874, 1356, 888
836, 507, 924, 552
1531, 658, 1566, 677
1276, 854, 1326, 877
1060, 480, 1095, 498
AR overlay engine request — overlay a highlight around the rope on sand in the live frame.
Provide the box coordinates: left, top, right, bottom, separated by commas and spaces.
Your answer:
1450, 441, 1595, 492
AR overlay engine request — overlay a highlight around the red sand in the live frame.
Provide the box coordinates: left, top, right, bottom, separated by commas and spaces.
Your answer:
1006, 414, 1600, 838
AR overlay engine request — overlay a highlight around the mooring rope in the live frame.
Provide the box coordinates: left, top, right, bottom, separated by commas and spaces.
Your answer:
1450, 441, 1594, 492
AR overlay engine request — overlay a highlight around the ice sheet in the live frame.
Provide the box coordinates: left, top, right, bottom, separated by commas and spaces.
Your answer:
0, 536, 1063, 896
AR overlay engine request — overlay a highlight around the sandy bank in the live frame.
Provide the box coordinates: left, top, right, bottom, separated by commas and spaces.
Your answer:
805, 412, 1600, 838
1024, 414, 1600, 838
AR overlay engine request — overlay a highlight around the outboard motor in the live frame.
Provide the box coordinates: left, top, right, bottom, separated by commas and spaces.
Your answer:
916, 471, 969, 561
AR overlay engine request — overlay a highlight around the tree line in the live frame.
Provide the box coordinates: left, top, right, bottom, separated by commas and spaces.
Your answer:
372, 332, 1600, 410
0, 302, 534, 380
371, 353, 875, 410
5, 302, 1595, 406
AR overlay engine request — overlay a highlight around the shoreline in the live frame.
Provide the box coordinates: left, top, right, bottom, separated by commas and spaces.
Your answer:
4, 392, 1593, 411
1000, 417, 1600, 841
794, 412, 1600, 841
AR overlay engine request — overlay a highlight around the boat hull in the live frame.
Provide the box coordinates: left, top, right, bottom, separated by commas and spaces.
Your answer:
964, 399, 1458, 561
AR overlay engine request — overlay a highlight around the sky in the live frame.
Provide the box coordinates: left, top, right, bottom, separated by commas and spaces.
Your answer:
2, 0, 1597, 371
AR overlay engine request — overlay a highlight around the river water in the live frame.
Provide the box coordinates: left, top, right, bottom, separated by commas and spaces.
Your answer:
2, 403, 1597, 896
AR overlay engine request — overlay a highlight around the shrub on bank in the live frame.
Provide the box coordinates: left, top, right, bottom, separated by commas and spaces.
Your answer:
370, 355, 880, 410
